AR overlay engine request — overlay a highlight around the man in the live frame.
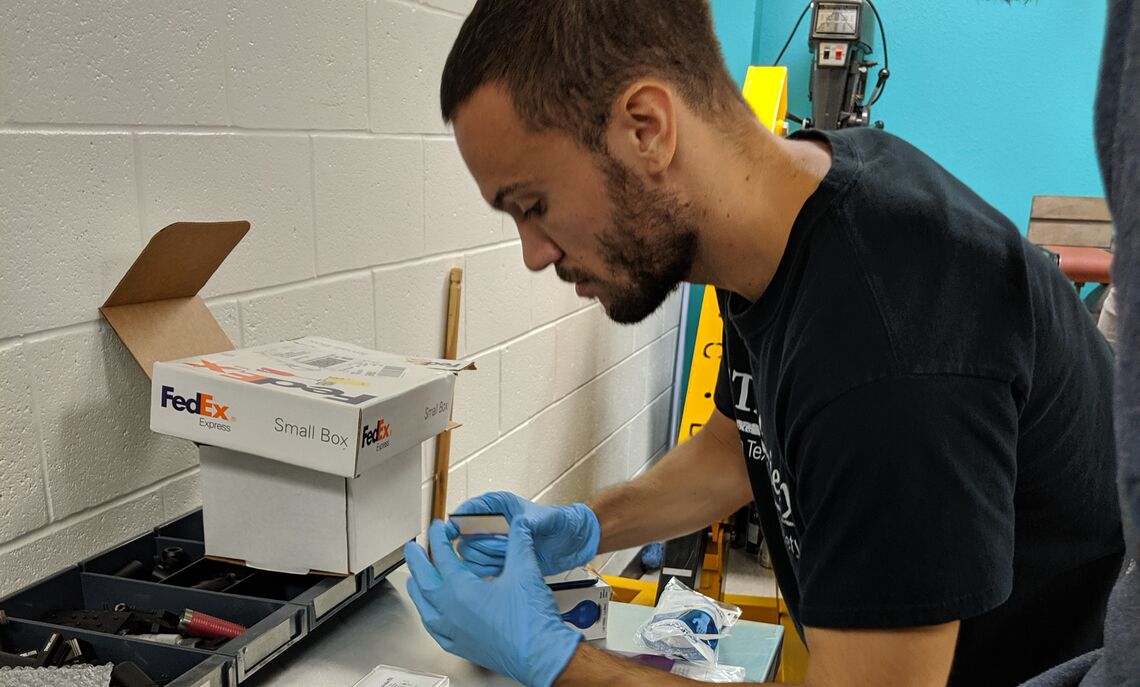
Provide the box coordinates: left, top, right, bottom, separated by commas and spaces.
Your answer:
403, 2, 1124, 685
1025, 0, 1140, 685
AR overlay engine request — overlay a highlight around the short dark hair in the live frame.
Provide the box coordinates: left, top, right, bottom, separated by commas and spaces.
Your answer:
440, 0, 749, 151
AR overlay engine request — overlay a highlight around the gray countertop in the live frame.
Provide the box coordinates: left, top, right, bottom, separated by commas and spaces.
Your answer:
248, 567, 783, 686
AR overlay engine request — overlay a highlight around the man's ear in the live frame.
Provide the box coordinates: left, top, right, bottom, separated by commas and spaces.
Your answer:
605, 81, 677, 177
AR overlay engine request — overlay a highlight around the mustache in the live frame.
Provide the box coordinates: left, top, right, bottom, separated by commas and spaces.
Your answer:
555, 263, 594, 284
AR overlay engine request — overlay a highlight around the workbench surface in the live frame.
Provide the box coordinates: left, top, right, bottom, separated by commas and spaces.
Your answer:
248, 566, 784, 686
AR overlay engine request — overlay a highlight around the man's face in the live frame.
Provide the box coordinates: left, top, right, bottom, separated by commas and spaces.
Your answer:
453, 85, 697, 324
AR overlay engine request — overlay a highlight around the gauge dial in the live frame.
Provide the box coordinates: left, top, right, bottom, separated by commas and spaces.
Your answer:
814, 4, 859, 37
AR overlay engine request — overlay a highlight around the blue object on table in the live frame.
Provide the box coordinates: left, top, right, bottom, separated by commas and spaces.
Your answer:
641, 542, 664, 570
679, 609, 720, 650
602, 602, 785, 682
560, 600, 601, 629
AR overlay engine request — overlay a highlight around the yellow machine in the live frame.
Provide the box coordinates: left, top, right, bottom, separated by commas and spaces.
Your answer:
604, 66, 809, 682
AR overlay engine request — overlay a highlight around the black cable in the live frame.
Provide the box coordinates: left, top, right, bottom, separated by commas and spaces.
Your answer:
772, 1, 814, 66
866, 0, 888, 71
865, 0, 890, 105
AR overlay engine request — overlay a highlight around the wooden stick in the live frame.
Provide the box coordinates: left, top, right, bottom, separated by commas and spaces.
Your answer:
431, 268, 463, 522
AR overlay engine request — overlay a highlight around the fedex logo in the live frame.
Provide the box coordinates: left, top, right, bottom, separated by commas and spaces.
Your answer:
361, 419, 391, 448
160, 385, 230, 420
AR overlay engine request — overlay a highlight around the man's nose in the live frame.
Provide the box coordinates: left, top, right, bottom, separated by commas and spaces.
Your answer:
517, 221, 563, 272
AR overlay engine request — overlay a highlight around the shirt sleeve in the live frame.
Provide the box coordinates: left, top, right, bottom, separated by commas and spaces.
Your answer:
790, 373, 1018, 629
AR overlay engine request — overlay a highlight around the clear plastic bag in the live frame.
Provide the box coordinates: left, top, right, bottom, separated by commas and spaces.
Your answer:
635, 578, 743, 665
671, 661, 747, 682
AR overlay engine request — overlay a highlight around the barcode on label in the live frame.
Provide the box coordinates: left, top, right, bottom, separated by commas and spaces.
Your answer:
339, 363, 407, 378
300, 354, 354, 369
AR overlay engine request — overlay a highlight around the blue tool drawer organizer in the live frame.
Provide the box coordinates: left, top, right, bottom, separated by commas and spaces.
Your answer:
0, 509, 405, 685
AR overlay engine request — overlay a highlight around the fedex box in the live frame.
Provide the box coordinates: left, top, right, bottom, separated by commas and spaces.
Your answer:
199, 444, 422, 575
151, 336, 470, 478
100, 223, 468, 576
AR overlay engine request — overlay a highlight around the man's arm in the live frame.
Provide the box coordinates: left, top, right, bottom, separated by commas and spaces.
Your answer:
587, 409, 752, 553
555, 622, 960, 687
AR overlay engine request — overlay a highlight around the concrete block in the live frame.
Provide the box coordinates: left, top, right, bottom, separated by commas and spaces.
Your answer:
554, 307, 634, 399
535, 424, 629, 506
0, 492, 164, 598
500, 327, 557, 431
1, 0, 226, 125
632, 446, 668, 480
0, 344, 48, 541
464, 427, 532, 500
553, 309, 598, 399
596, 309, 639, 372
206, 298, 242, 348
465, 244, 533, 353
587, 347, 651, 445
0, 27, 10, 123
313, 135, 424, 274
373, 255, 465, 357
28, 324, 199, 519
162, 471, 202, 519
531, 267, 590, 327
0, 133, 139, 339
627, 392, 672, 477
445, 461, 468, 515
523, 390, 597, 494
239, 273, 376, 348
645, 329, 679, 402
450, 350, 500, 462
138, 133, 315, 297
424, 139, 503, 252
635, 287, 684, 349
418, 0, 475, 14
421, 437, 439, 483
226, 0, 367, 129
369, 0, 462, 134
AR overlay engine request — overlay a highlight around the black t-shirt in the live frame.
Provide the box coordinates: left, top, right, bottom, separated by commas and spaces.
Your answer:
712, 127, 1124, 686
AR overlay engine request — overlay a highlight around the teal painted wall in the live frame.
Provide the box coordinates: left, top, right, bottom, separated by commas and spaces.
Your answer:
753, 1, 1109, 229
712, 0, 760, 86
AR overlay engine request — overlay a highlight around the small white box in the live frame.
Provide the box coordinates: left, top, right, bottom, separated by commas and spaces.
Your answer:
152, 336, 469, 478
353, 665, 448, 687
548, 570, 611, 641
199, 443, 422, 575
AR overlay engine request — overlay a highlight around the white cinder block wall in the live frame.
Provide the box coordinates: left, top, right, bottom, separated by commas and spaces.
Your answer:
0, 0, 680, 595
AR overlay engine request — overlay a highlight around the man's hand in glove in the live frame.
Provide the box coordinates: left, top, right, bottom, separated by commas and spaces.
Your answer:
445, 491, 600, 577
405, 519, 583, 687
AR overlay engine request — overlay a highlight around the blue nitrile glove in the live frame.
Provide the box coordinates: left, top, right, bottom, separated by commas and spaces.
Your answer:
405, 520, 583, 687
444, 491, 600, 577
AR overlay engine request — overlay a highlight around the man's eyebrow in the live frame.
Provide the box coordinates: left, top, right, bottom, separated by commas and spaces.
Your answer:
492, 182, 531, 211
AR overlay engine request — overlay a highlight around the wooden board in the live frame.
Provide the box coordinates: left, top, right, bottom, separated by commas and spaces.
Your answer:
1030, 195, 1111, 223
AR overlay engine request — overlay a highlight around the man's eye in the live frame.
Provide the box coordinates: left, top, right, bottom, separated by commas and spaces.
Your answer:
522, 200, 546, 220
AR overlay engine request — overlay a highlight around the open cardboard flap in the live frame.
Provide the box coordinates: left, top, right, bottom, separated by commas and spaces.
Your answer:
101, 221, 250, 378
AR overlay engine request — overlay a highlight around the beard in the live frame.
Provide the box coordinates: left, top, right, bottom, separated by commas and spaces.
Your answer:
557, 154, 698, 325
